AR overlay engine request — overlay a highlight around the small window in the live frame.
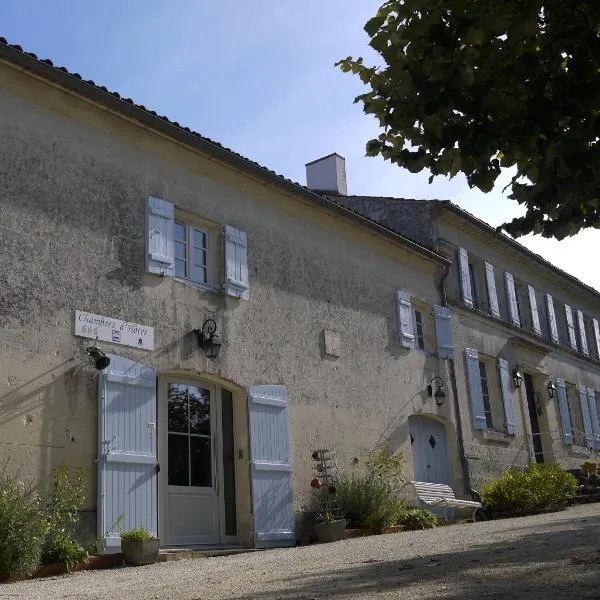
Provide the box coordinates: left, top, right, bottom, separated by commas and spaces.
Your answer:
479, 361, 494, 429
414, 309, 425, 350
175, 220, 210, 285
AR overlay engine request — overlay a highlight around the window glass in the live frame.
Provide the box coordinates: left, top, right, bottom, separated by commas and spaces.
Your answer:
479, 361, 494, 429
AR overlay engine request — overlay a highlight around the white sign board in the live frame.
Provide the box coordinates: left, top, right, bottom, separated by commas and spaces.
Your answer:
74, 310, 154, 351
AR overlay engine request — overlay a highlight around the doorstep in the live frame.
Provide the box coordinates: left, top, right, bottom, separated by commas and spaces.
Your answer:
158, 546, 259, 562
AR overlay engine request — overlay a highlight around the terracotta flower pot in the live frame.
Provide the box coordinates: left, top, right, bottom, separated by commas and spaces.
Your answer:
121, 538, 160, 566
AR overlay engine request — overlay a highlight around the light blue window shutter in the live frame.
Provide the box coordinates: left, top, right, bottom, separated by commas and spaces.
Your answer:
593, 318, 600, 361
224, 225, 249, 300
248, 385, 294, 548
555, 379, 573, 445
564, 305, 578, 350
396, 290, 415, 349
458, 247, 473, 308
546, 294, 560, 343
504, 272, 520, 327
433, 305, 454, 358
528, 285, 542, 336
497, 357, 516, 435
484, 262, 500, 318
98, 355, 157, 553
146, 196, 175, 276
586, 388, 600, 450
578, 385, 594, 448
577, 310, 589, 356
465, 348, 487, 430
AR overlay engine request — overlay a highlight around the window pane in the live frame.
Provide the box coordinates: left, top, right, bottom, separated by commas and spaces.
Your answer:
175, 241, 186, 260
189, 386, 211, 435
191, 265, 207, 284
175, 222, 186, 242
194, 249, 207, 268
193, 229, 206, 250
190, 436, 212, 487
175, 259, 186, 278
168, 434, 189, 486
168, 383, 188, 433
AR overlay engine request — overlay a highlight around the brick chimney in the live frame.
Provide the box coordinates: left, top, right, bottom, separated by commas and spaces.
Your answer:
305, 153, 347, 195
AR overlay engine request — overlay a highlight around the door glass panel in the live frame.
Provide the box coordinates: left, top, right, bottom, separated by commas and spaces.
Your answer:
189, 386, 211, 435
168, 434, 189, 486
190, 437, 212, 487
168, 383, 188, 433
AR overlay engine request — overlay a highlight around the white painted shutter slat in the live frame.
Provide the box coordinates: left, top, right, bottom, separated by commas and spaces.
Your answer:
224, 225, 249, 300
504, 272, 520, 327
248, 385, 294, 548
555, 379, 573, 445
465, 348, 487, 430
497, 357, 516, 435
98, 355, 157, 553
593, 318, 600, 361
396, 290, 415, 349
586, 388, 600, 450
146, 196, 175, 276
458, 247, 473, 308
565, 305, 578, 350
528, 285, 542, 336
578, 385, 594, 448
577, 310, 589, 356
433, 305, 454, 358
484, 262, 500, 318
546, 294, 560, 343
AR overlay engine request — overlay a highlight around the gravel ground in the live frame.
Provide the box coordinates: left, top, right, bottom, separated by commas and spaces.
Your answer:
1, 503, 599, 600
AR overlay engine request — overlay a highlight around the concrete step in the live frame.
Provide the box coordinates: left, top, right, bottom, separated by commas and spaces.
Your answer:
158, 546, 258, 562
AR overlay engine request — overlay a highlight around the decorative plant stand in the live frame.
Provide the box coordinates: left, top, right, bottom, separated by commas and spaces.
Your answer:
311, 448, 346, 542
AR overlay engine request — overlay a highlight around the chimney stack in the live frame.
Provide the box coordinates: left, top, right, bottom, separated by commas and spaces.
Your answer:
305, 153, 347, 195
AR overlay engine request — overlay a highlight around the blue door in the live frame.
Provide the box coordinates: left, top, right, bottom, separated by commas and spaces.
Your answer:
409, 416, 451, 485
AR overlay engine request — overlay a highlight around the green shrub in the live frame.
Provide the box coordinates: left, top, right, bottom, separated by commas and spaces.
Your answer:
0, 475, 46, 577
398, 508, 438, 530
482, 464, 578, 517
120, 527, 154, 542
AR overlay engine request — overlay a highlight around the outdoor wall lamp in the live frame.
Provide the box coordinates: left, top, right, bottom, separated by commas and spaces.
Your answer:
194, 319, 222, 360
85, 346, 110, 371
512, 369, 523, 389
427, 376, 446, 407
547, 381, 556, 399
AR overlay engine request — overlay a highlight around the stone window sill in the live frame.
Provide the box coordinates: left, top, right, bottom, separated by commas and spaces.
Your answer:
567, 445, 591, 457
483, 430, 513, 444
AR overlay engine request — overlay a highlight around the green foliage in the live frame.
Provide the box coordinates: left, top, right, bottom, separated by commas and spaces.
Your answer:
397, 508, 438, 530
337, 1, 600, 240
0, 475, 46, 577
482, 464, 578, 517
337, 444, 407, 529
120, 527, 154, 542
42, 465, 88, 570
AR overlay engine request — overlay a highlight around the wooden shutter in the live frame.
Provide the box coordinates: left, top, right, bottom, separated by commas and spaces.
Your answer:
578, 385, 594, 448
396, 290, 415, 349
528, 285, 542, 336
555, 379, 573, 445
577, 310, 589, 356
593, 319, 600, 361
248, 385, 294, 548
546, 294, 559, 343
146, 196, 175, 276
465, 348, 487, 430
458, 247, 473, 308
504, 272, 520, 327
564, 305, 578, 350
484, 262, 500, 318
224, 225, 249, 300
497, 358, 516, 435
586, 388, 600, 450
433, 305, 454, 358
98, 355, 157, 553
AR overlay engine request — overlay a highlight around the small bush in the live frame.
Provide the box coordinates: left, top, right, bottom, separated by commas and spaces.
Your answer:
482, 464, 578, 517
0, 475, 46, 577
120, 527, 154, 542
398, 508, 438, 530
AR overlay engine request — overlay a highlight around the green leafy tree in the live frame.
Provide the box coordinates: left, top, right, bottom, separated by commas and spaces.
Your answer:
337, 1, 600, 240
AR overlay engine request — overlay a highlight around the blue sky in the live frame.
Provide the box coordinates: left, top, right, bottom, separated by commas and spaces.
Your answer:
2, 1, 599, 290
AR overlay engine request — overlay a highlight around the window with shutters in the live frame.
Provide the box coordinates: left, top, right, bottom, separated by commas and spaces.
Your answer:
412, 302, 436, 354
565, 383, 586, 447
173, 215, 217, 288
479, 361, 494, 429
515, 281, 531, 331
468, 263, 480, 310
555, 302, 571, 348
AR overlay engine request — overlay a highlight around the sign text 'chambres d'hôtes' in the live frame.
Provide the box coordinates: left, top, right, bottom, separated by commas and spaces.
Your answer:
74, 310, 154, 351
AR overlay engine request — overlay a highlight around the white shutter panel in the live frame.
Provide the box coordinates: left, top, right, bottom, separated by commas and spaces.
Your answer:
577, 310, 589, 356
497, 357, 517, 435
396, 290, 415, 349
224, 225, 249, 300
146, 196, 175, 276
586, 388, 600, 450
504, 272, 520, 327
98, 355, 157, 553
484, 262, 500, 318
458, 247, 473, 308
578, 385, 594, 448
433, 305, 454, 358
248, 385, 295, 548
528, 285, 542, 336
546, 294, 559, 343
593, 318, 600, 361
564, 305, 577, 350
555, 379, 573, 445
465, 348, 487, 430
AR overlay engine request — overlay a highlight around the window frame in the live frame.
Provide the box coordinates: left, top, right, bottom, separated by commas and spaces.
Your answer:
478, 360, 494, 430
565, 383, 586, 447
414, 308, 426, 351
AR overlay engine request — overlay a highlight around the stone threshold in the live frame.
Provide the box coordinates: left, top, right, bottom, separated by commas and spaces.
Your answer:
158, 546, 258, 562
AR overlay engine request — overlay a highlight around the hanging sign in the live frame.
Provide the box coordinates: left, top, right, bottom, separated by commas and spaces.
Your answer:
74, 310, 154, 351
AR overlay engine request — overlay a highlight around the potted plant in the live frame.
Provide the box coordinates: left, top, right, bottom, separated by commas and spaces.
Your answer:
119, 527, 159, 566
313, 511, 347, 543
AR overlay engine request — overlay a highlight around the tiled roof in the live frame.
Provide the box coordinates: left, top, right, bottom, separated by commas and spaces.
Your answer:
0, 36, 447, 266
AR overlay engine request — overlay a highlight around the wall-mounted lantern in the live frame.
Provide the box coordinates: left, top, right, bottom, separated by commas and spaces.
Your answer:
194, 319, 222, 360
547, 381, 556, 399
427, 376, 446, 407
86, 346, 110, 370
512, 369, 523, 389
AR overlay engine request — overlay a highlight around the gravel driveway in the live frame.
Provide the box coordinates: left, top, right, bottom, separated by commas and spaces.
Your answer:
2, 503, 599, 600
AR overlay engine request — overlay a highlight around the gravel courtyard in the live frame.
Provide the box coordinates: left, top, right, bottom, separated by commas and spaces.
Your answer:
1, 503, 599, 600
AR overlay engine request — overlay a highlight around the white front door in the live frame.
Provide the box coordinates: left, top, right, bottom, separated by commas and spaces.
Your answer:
161, 380, 220, 545
409, 416, 451, 485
